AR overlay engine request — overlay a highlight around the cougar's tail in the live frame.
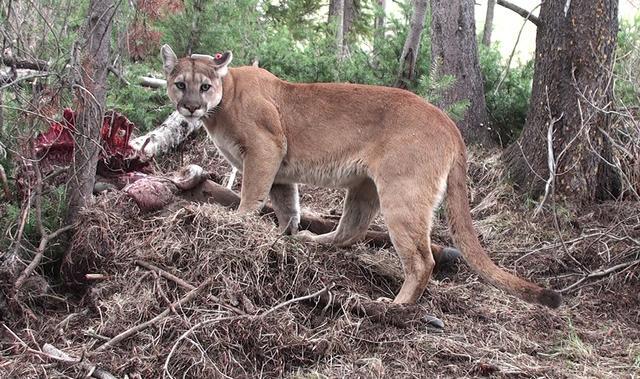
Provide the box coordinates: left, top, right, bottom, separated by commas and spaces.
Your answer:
445, 151, 561, 308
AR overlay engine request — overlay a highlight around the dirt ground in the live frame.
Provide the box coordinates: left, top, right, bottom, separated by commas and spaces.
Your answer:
1, 134, 638, 378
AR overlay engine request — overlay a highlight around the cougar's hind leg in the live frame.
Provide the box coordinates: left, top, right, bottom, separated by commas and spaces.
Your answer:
297, 178, 379, 247
375, 176, 445, 304
270, 183, 300, 234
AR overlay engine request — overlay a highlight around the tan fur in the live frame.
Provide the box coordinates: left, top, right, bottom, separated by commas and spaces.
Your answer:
161, 45, 562, 307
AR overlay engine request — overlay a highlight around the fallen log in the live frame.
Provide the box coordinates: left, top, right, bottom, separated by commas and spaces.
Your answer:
139, 76, 166, 88
128, 111, 201, 157
1, 56, 49, 71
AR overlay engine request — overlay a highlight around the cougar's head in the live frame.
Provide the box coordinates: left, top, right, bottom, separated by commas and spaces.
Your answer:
160, 44, 233, 121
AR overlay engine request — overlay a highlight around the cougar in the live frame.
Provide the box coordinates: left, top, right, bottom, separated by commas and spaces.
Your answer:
160, 44, 561, 308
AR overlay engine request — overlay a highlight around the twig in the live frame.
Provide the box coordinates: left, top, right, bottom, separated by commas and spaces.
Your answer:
534, 88, 563, 216
42, 344, 118, 379
96, 277, 213, 352
493, 2, 541, 95
135, 260, 195, 290
559, 259, 640, 293
10, 191, 32, 259
13, 223, 75, 292
163, 282, 335, 378
259, 282, 335, 318
3, 323, 114, 379
135, 260, 246, 315
107, 65, 129, 85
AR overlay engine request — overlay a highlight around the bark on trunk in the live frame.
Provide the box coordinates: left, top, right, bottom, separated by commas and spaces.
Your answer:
332, 0, 345, 59
374, 0, 386, 47
65, 0, 115, 223
504, 0, 620, 202
187, 0, 204, 54
394, 0, 428, 88
430, 0, 492, 145
482, 0, 495, 46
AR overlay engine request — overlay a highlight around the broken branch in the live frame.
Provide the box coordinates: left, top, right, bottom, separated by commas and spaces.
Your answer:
139, 76, 166, 88
497, 0, 540, 26
96, 277, 213, 352
559, 259, 640, 293
1, 56, 49, 71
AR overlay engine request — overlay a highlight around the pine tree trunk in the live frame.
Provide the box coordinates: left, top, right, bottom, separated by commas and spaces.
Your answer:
430, 0, 491, 145
332, 0, 345, 59
504, 0, 620, 202
65, 0, 115, 223
374, 0, 386, 41
482, 0, 495, 46
394, 0, 428, 88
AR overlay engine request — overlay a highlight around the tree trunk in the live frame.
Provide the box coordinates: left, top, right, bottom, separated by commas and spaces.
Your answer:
430, 0, 492, 145
331, 0, 345, 60
504, 0, 620, 202
482, 0, 495, 46
394, 0, 428, 88
187, 0, 205, 55
374, 0, 386, 45
65, 0, 115, 223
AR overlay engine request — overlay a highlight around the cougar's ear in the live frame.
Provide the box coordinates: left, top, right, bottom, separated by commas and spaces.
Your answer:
213, 51, 233, 77
160, 44, 177, 76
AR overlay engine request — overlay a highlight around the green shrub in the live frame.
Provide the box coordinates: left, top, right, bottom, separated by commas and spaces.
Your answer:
106, 63, 173, 134
479, 43, 533, 145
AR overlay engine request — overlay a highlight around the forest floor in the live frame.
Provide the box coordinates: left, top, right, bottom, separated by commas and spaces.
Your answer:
1, 131, 639, 378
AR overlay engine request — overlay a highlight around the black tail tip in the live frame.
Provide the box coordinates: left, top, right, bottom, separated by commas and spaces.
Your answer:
539, 289, 562, 308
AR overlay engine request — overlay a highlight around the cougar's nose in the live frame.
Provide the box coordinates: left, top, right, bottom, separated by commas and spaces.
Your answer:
184, 104, 199, 114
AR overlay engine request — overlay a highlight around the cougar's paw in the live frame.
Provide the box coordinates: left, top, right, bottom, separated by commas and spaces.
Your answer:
424, 314, 445, 330
294, 230, 318, 243
278, 219, 299, 236
374, 296, 394, 303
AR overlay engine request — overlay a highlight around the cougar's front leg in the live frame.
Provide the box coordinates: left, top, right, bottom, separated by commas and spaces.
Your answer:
238, 146, 284, 214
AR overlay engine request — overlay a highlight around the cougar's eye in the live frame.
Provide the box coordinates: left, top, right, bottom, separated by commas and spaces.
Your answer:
200, 84, 211, 92
175, 82, 186, 90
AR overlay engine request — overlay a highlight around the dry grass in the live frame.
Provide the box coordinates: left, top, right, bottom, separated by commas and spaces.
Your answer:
1, 142, 638, 378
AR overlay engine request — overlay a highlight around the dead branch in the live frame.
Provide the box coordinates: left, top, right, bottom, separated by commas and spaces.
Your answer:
163, 282, 336, 376
0, 56, 49, 71
107, 65, 129, 85
260, 282, 336, 318
13, 223, 75, 292
96, 277, 213, 352
0, 164, 10, 199
139, 76, 166, 88
135, 259, 246, 315
135, 260, 196, 290
496, 0, 540, 26
41, 344, 117, 379
10, 191, 32, 260
559, 259, 640, 293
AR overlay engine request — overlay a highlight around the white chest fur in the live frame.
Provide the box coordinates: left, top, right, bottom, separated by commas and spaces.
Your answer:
205, 127, 244, 170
